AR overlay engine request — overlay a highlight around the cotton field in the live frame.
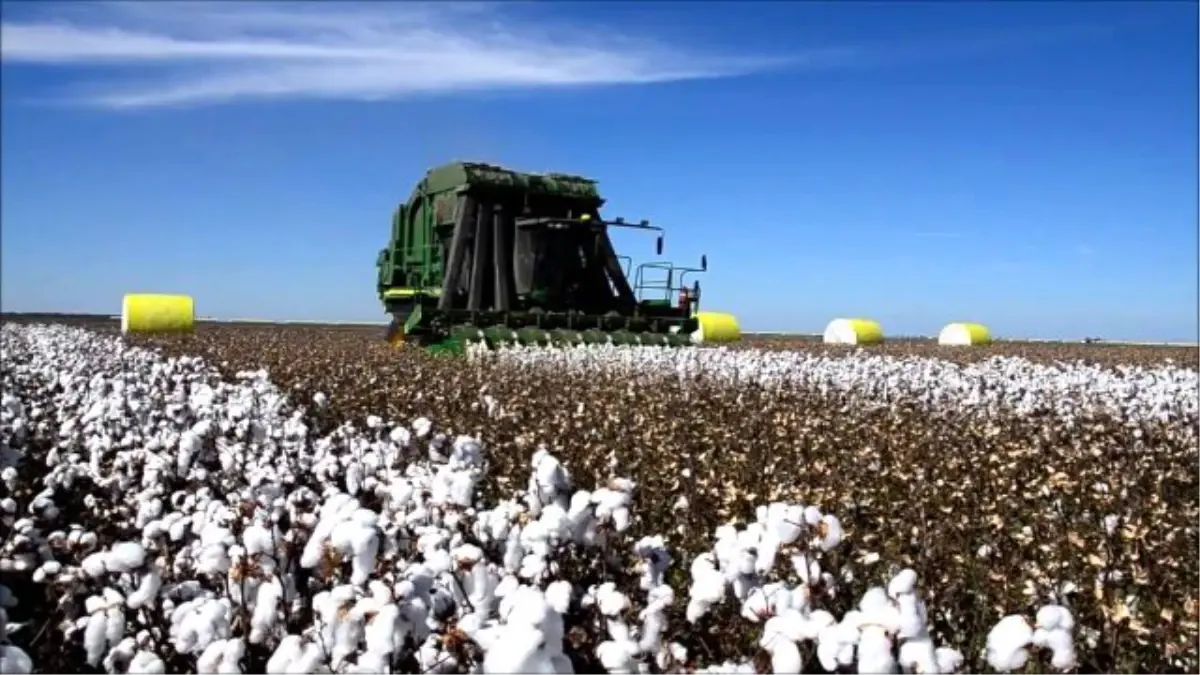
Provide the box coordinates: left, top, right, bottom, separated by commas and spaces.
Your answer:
1, 321, 1197, 674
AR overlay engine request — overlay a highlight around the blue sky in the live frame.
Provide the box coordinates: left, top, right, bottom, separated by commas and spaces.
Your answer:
1, 1, 1196, 340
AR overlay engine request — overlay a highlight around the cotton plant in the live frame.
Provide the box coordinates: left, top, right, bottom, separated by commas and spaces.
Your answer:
470, 342, 1198, 425
677, 500, 1082, 675
986, 605, 1078, 673
0, 324, 1100, 675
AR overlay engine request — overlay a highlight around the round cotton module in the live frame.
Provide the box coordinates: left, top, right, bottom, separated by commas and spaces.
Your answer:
120, 294, 196, 335
691, 312, 742, 344
823, 318, 884, 346
938, 322, 992, 346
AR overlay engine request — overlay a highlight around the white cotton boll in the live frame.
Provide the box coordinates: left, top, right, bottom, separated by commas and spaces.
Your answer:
934, 647, 964, 673
633, 536, 670, 591
764, 503, 802, 545
1035, 604, 1074, 633
243, 524, 275, 558
81, 552, 108, 578
887, 568, 918, 598
412, 417, 433, 438
815, 514, 844, 551
759, 627, 803, 674
896, 593, 927, 640
483, 626, 553, 674
817, 621, 861, 672
347, 525, 379, 585
596, 638, 639, 674
986, 615, 1034, 672
741, 588, 772, 623
856, 625, 897, 674
546, 580, 573, 615
898, 637, 938, 674
790, 553, 821, 587
595, 584, 630, 618
764, 610, 808, 644
83, 613, 109, 666
1037, 629, 1077, 670
363, 604, 401, 656
0, 645, 34, 674
219, 638, 246, 674
128, 566, 163, 610
686, 555, 726, 623
197, 640, 227, 674
799, 610, 836, 642
266, 635, 303, 674
250, 579, 283, 644
345, 464, 365, 496
177, 430, 203, 475
104, 607, 127, 648
127, 650, 166, 674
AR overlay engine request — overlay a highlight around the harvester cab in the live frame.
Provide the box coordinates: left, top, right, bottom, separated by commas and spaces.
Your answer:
376, 161, 739, 352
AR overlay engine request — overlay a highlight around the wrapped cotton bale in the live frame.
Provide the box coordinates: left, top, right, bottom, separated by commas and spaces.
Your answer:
691, 311, 742, 344
823, 318, 884, 345
120, 294, 195, 334
938, 322, 991, 346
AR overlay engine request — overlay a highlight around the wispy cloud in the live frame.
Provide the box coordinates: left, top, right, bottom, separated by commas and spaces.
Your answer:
0, 1, 806, 109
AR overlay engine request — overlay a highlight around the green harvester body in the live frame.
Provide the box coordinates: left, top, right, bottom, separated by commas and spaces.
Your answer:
376, 161, 708, 351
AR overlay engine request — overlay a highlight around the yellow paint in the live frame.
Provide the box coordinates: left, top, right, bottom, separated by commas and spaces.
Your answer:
120, 294, 195, 334
938, 322, 992, 346
383, 287, 441, 299
823, 318, 884, 345
692, 311, 742, 344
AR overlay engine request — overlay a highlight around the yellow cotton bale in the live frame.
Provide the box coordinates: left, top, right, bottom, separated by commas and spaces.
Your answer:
822, 318, 884, 345
120, 294, 196, 335
691, 311, 742, 344
938, 322, 992, 346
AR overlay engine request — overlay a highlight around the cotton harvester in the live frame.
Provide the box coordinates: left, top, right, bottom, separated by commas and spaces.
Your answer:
376, 161, 741, 352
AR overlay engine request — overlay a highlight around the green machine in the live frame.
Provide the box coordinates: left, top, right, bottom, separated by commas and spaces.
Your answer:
375, 161, 735, 351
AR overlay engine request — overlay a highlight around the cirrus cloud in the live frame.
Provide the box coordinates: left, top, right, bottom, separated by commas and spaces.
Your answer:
0, 1, 811, 110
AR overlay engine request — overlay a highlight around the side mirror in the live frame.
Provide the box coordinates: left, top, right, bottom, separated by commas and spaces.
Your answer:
692, 280, 701, 297
656, 236, 664, 256
700, 254, 708, 271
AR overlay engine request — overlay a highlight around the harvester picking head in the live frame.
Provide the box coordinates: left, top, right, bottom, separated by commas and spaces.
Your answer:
376, 161, 738, 353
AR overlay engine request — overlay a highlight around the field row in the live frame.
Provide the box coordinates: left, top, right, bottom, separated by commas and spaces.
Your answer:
3, 314, 1196, 370
1, 322, 1196, 674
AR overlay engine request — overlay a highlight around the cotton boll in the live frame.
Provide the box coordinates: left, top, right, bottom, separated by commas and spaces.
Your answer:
759, 625, 803, 674
592, 583, 630, 618
127, 650, 167, 674
1036, 629, 1077, 670
596, 637, 639, 674
81, 552, 108, 578
934, 647, 964, 673
741, 587, 772, 623
986, 615, 1034, 672
633, 536, 671, 591
815, 514, 844, 551
127, 565, 163, 610
856, 625, 897, 674
898, 637, 938, 674
249, 579, 283, 644
82, 611, 109, 666
196, 640, 227, 674
817, 621, 861, 673
887, 568, 918, 598
1034, 605, 1074, 633
546, 580, 573, 615
0, 645, 34, 674
266, 635, 304, 674
895, 593, 928, 640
